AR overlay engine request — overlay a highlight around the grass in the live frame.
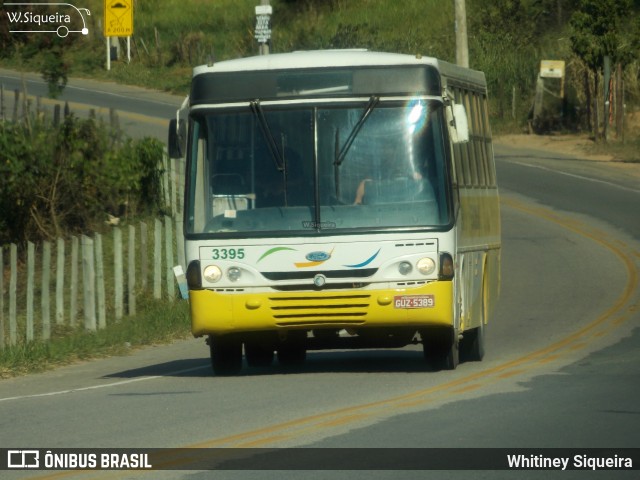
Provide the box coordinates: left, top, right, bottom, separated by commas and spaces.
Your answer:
0, 298, 191, 378
592, 136, 640, 163
0, 214, 187, 378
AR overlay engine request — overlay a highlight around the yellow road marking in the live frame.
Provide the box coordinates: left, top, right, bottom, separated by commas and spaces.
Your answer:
451, 383, 483, 393
497, 368, 527, 378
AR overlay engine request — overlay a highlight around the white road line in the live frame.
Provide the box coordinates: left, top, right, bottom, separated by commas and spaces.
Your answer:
509, 160, 640, 194
0, 364, 209, 403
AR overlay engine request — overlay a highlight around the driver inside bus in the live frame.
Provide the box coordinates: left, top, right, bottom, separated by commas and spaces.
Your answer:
353, 144, 433, 205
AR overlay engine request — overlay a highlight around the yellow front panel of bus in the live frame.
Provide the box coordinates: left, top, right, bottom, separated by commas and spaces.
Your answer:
190, 281, 453, 337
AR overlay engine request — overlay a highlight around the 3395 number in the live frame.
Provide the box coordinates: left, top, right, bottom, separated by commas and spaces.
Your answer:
211, 248, 245, 260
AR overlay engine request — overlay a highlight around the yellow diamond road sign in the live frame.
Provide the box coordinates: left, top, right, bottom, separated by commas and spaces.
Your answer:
104, 0, 133, 37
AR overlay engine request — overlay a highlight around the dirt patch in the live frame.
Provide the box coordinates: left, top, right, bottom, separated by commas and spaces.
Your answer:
496, 111, 640, 163
494, 134, 614, 162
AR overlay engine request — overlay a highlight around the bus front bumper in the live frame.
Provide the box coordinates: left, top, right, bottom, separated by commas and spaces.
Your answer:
190, 281, 453, 337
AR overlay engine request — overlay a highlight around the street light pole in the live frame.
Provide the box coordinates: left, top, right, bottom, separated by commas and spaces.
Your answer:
455, 0, 469, 68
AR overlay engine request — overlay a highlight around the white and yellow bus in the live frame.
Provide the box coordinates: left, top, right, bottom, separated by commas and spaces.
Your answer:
169, 50, 500, 375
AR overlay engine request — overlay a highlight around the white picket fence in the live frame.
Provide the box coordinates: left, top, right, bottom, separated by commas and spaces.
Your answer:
0, 153, 186, 348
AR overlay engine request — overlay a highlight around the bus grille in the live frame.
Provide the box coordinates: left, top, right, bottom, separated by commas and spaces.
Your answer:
269, 294, 370, 326
261, 269, 376, 281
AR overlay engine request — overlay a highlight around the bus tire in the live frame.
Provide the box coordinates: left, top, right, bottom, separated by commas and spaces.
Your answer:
209, 335, 243, 376
421, 328, 459, 371
245, 342, 275, 367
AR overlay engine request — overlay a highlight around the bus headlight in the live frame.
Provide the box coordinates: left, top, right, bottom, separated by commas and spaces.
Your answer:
417, 257, 436, 275
203, 265, 222, 283
398, 261, 413, 275
227, 267, 242, 282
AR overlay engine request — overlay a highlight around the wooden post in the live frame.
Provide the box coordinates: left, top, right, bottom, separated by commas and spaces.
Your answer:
95, 233, 106, 329
56, 238, 65, 325
616, 63, 624, 142
42, 241, 51, 341
9, 244, 17, 346
128, 225, 136, 316
0, 246, 4, 349
0, 83, 4, 121
171, 157, 178, 217
26, 242, 35, 342
593, 72, 600, 142
165, 216, 175, 301
177, 157, 184, 214
82, 236, 96, 331
12, 89, 19, 122
70, 236, 79, 326
176, 217, 185, 272
154, 219, 162, 299
162, 151, 170, 209
140, 222, 148, 291
114, 227, 123, 320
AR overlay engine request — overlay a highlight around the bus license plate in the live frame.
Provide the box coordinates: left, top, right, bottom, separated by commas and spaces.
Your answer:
394, 295, 435, 309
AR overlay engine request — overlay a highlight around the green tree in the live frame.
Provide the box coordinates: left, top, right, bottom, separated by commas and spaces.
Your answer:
570, 0, 640, 139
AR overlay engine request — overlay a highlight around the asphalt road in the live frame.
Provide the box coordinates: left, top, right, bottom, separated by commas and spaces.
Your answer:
0, 68, 181, 140
0, 72, 639, 479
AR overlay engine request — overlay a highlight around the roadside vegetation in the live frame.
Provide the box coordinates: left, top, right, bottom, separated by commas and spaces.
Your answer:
1, 0, 639, 160
0, 72, 184, 377
0, 109, 188, 377
0, 114, 165, 245
0, 300, 190, 378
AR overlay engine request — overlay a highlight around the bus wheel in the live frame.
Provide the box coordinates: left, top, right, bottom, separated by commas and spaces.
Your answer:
245, 342, 275, 367
421, 328, 459, 371
209, 335, 243, 376
277, 345, 307, 366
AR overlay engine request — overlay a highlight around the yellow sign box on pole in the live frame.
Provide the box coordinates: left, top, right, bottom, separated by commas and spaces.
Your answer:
104, 0, 133, 37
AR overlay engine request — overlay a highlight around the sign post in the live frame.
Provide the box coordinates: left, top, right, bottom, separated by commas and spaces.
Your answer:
104, 0, 134, 70
254, 2, 272, 55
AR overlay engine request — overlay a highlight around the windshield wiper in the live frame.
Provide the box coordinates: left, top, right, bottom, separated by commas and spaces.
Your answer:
334, 95, 379, 167
250, 100, 284, 172
250, 100, 292, 206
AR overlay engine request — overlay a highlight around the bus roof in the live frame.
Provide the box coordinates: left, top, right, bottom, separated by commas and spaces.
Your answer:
188, 50, 486, 105
193, 49, 485, 86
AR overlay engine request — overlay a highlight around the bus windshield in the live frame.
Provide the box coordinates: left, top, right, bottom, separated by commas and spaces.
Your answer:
186, 99, 451, 236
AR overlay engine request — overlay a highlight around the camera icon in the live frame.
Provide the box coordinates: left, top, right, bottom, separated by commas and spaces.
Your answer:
7, 450, 40, 469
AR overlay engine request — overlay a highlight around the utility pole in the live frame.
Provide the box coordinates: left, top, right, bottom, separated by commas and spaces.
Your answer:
454, 0, 469, 68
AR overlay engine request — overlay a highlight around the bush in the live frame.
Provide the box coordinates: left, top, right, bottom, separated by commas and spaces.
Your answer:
0, 115, 165, 245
